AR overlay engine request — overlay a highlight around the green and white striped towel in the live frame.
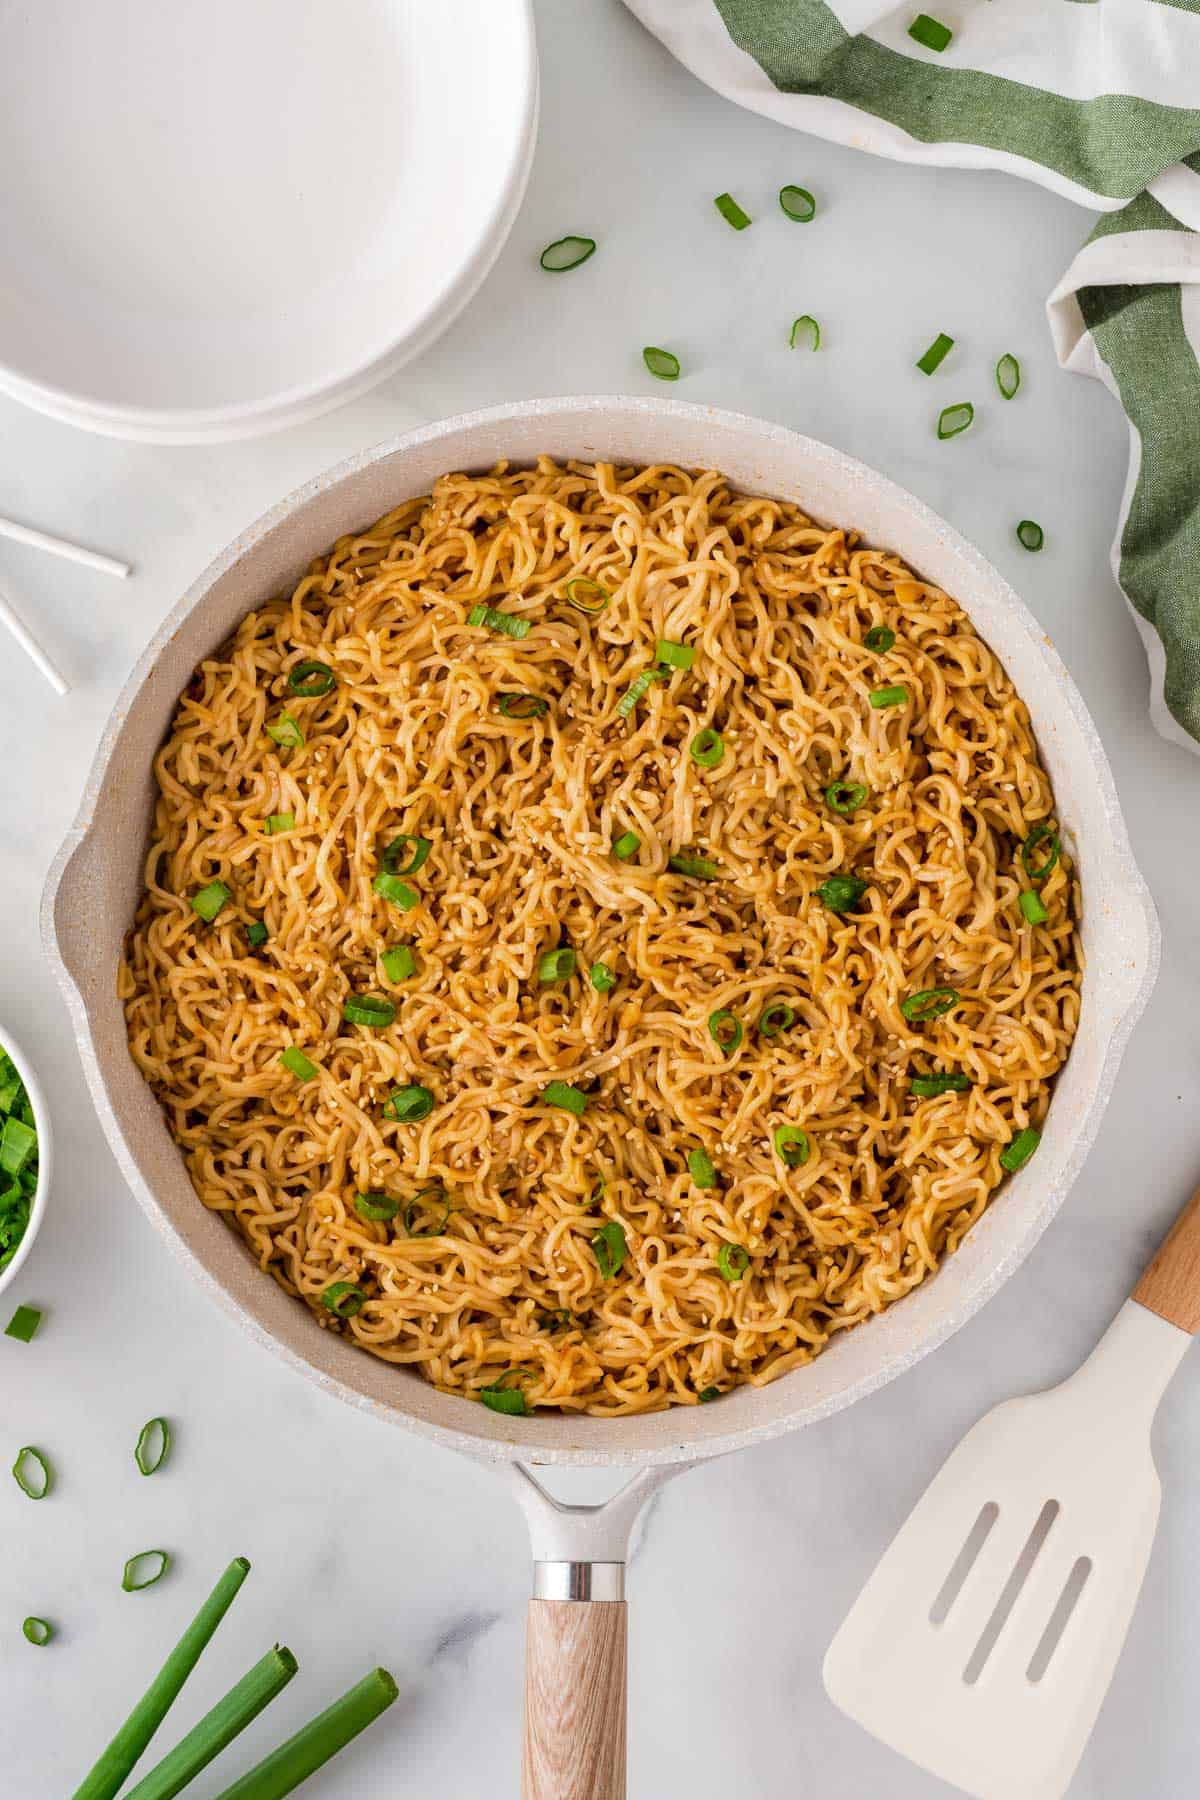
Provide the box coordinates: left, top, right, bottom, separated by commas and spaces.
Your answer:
624, 0, 1200, 751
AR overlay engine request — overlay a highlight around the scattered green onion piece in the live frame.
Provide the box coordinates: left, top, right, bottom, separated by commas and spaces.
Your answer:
564, 576, 610, 615
864, 626, 896, 653
590, 962, 616, 993
498, 692, 548, 719
779, 184, 816, 222
592, 1219, 628, 1280
540, 1310, 574, 1333
22, 1616, 52, 1646
714, 191, 752, 230
538, 947, 577, 984
380, 835, 432, 876
380, 945, 416, 983
135, 1419, 171, 1478
402, 1187, 450, 1238
901, 987, 960, 1023
1019, 889, 1049, 925
321, 1283, 366, 1319
708, 1009, 743, 1056
698, 1386, 720, 1403
757, 1000, 795, 1038
342, 993, 396, 1028
285, 661, 336, 697
279, 1046, 316, 1082
204, 1666, 398, 1800
817, 874, 868, 914
122, 1551, 171, 1593
1017, 519, 1044, 552
123, 1645, 299, 1800
246, 921, 269, 949
480, 1369, 535, 1415
265, 712, 304, 751
5, 1303, 41, 1342
668, 852, 719, 880
996, 353, 1022, 399
687, 1148, 718, 1189
773, 1125, 810, 1167
908, 13, 953, 51
910, 1071, 971, 1097
264, 814, 294, 836
371, 872, 419, 911
12, 1445, 51, 1499
869, 684, 908, 709
937, 401, 974, 440
655, 638, 694, 670
612, 830, 641, 860
383, 1084, 434, 1122
642, 346, 681, 381
916, 332, 954, 375
467, 603, 530, 640
1000, 1127, 1040, 1173
191, 882, 231, 924
73, 1557, 249, 1800
717, 1243, 750, 1282
825, 779, 867, 814
1021, 824, 1061, 882
616, 667, 669, 718
689, 728, 725, 769
789, 314, 820, 351
539, 235, 596, 273
542, 1080, 589, 1116
354, 1192, 399, 1223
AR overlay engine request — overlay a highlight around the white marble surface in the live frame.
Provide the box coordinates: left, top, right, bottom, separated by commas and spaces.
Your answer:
4, 4, 1200, 1795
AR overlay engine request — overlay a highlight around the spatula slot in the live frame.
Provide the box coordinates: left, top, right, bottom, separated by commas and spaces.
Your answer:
1026, 1556, 1093, 1684
929, 1502, 1000, 1625
963, 1499, 1060, 1685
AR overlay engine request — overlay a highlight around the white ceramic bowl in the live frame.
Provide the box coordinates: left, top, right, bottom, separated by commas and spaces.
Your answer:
0, 0, 538, 443
0, 1027, 51, 1301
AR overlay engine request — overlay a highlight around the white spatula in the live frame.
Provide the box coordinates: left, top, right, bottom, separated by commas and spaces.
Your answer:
824, 1183, 1200, 1800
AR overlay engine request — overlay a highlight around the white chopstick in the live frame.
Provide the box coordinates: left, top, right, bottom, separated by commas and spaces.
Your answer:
0, 578, 69, 695
0, 514, 130, 580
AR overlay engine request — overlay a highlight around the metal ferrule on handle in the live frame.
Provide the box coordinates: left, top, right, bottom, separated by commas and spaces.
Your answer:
534, 1561, 625, 1601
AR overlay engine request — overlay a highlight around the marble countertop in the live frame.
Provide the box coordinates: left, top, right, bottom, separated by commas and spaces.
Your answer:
5, 4, 1199, 1795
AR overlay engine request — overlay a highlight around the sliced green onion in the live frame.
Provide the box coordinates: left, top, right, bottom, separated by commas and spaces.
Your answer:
135, 1418, 171, 1478
0, 1113, 36, 1176
818, 873, 868, 914
1021, 824, 1061, 882
279, 1046, 316, 1082
206, 1666, 398, 1800
381, 835, 432, 876
381, 945, 416, 983
901, 987, 960, 1023
698, 1386, 720, 1403
122, 1551, 171, 1593
916, 332, 954, 375
480, 1369, 535, 1415
372, 872, 419, 911
643, 346, 681, 381
321, 1282, 366, 1319
757, 1000, 795, 1037
542, 1080, 589, 1116
937, 401, 974, 440
286, 660, 336, 697
910, 1071, 971, 1097
1000, 1127, 1040, 1173
869, 684, 908, 709
538, 946, 577, 984
773, 1125, 810, 1167
908, 13, 953, 50
612, 830, 641, 860
191, 882, 230, 923
996, 353, 1021, 399
540, 1309, 574, 1333
708, 1009, 743, 1056
864, 626, 896, 653
383, 1084, 434, 1122
589, 962, 616, 993
616, 667, 669, 718
687, 1148, 718, 1189
717, 1243, 749, 1282
22, 1616, 52, 1646
246, 921, 269, 949
122, 1644, 299, 1800
467, 603, 530, 640
655, 638, 694, 670
689, 728, 725, 769
714, 191, 752, 230
498, 691, 548, 719
12, 1445, 51, 1499
5, 1303, 41, 1343
1017, 519, 1045, 552
564, 577, 610, 615
354, 1192, 399, 1223
668, 852, 719, 880
342, 993, 396, 1028
779, 184, 816, 222
265, 712, 304, 751
402, 1187, 450, 1237
1019, 889, 1049, 925
592, 1219, 628, 1280
789, 314, 820, 351
825, 779, 867, 814
540, 235, 596, 273
264, 813, 294, 836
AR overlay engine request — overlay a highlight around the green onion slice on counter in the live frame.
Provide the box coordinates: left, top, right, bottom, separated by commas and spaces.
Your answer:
825, 779, 867, 814
757, 1000, 795, 1037
246, 921, 269, 949
910, 1071, 971, 1097
1019, 890, 1049, 925
714, 191, 752, 230
655, 638, 694, 670
916, 333, 954, 375
689, 728, 725, 769
342, 994, 396, 1028
383, 1085, 434, 1122
698, 1386, 720, 1403
1021, 823, 1060, 882
480, 1369, 535, 1415
498, 692, 548, 719
5, 1304, 41, 1343
372, 872, 419, 910
790, 314, 820, 351
191, 882, 230, 923
280, 1046, 317, 1081
717, 1243, 750, 1282
937, 402, 974, 440
996, 353, 1022, 399
901, 987, 960, 1023
381, 945, 416, 983
286, 660, 336, 697
381, 835, 432, 876
612, 830, 641, 860
12, 1445, 51, 1499
708, 1009, 743, 1056
864, 626, 896, 653
1017, 519, 1044, 552
817, 874, 868, 914
590, 962, 616, 993
869, 685, 908, 709
266, 712, 304, 750
322, 1282, 367, 1319
264, 814, 294, 836
616, 667, 669, 718
539, 235, 596, 273
773, 1125, 810, 1167
564, 577, 610, 615
134, 1418, 171, 1478
22, 1616, 52, 1646
1000, 1127, 1040, 1173
538, 947, 577, 983
668, 852, 719, 880
687, 1148, 719, 1189
355, 1192, 399, 1223
122, 1551, 171, 1593
642, 346, 681, 381
908, 13, 953, 50
468, 604, 530, 639
542, 1081, 589, 1116
592, 1219, 628, 1280
403, 1187, 450, 1237
779, 184, 816, 222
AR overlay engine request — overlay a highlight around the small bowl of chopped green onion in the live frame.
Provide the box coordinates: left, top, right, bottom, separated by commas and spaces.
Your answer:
0, 1028, 49, 1299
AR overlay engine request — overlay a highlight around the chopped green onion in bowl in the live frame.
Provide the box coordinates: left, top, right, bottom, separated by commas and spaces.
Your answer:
0, 1032, 48, 1299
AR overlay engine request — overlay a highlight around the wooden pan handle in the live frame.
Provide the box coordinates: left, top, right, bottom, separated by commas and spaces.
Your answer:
522, 1599, 627, 1800
1133, 1185, 1200, 1334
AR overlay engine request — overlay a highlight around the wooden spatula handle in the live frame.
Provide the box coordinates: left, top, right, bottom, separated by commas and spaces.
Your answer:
1133, 1184, 1200, 1333
522, 1599, 627, 1800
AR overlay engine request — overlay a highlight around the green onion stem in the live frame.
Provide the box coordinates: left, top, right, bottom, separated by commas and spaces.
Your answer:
714, 192, 752, 230
124, 1648, 299, 1800
916, 333, 954, 375
208, 1668, 399, 1800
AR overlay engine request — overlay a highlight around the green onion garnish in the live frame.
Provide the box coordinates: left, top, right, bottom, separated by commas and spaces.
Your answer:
540, 235, 596, 272
668, 852, 719, 880
538, 947, 577, 984
1019, 890, 1049, 925
817, 873, 868, 914
825, 779, 867, 814
758, 1000, 795, 1037
643, 346, 681, 381
286, 660, 336, 697
12, 1445, 51, 1499
266, 712, 304, 751
321, 1282, 367, 1319
910, 1071, 971, 1097
790, 314, 820, 351
1000, 1127, 1040, 1172
480, 1369, 535, 1415
381, 835, 432, 876
996, 353, 1021, 399
540, 1309, 574, 1333
869, 685, 908, 709
354, 1192, 399, 1223
280, 1046, 316, 1081
592, 1219, 627, 1280
908, 13, 952, 50
901, 987, 959, 1023
371, 872, 419, 910
498, 692, 548, 719
5, 1303, 41, 1342
204, 1666, 398, 1799
687, 1148, 718, 1189
342, 993, 396, 1028
564, 577, 610, 615
134, 1418, 171, 1477
264, 813, 294, 836
403, 1187, 450, 1237
0, 1113, 36, 1177
689, 728, 725, 769
612, 830, 641, 860
779, 184, 816, 222
717, 1243, 749, 1282
468, 603, 530, 640
1021, 824, 1060, 882
864, 626, 896, 653
655, 638, 694, 670
542, 1080, 589, 1116
698, 1386, 720, 1404
122, 1551, 171, 1593
1017, 519, 1044, 552
708, 1009, 743, 1056
22, 1616, 52, 1646
714, 192, 752, 230
916, 333, 954, 375
246, 921, 269, 949
383, 1084, 434, 1122
590, 962, 616, 993
773, 1125, 810, 1167
381, 945, 416, 983
121, 1644, 299, 1800
616, 667, 669, 718
191, 882, 231, 924
937, 402, 974, 440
